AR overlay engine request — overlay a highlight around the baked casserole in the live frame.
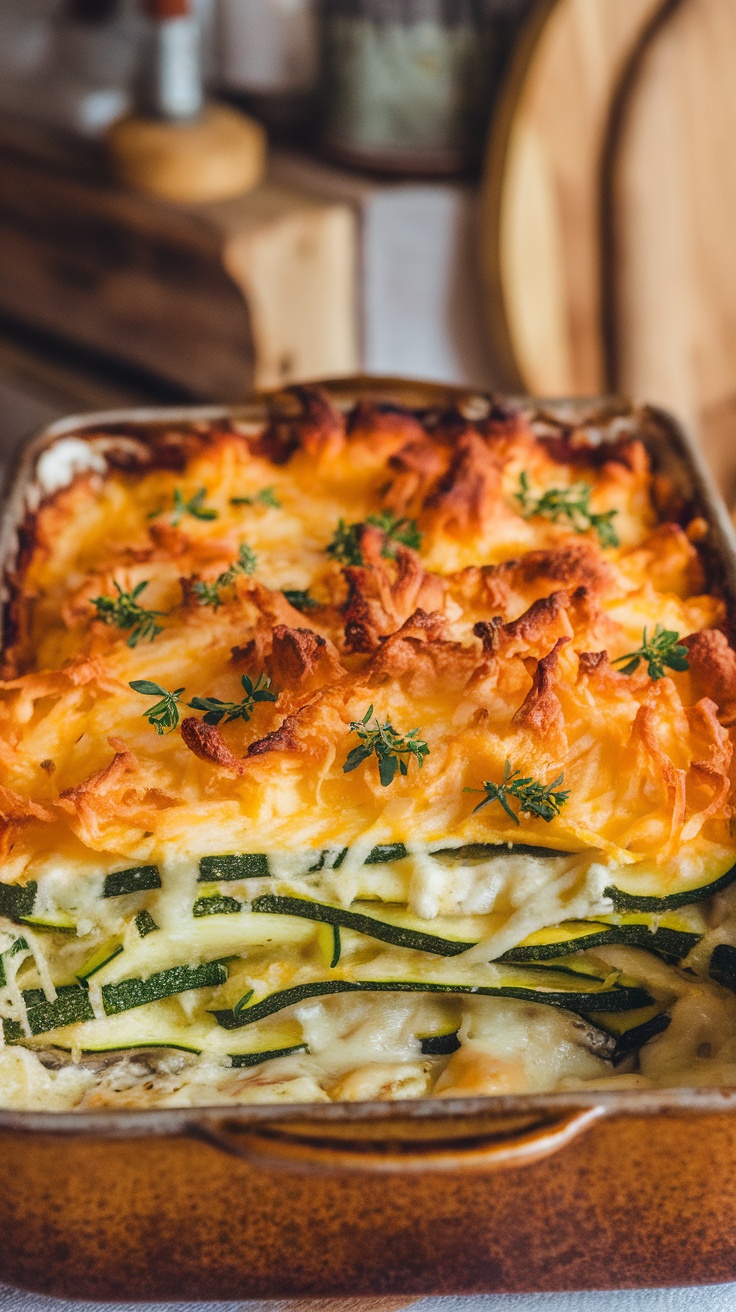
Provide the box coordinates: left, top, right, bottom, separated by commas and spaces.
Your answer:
1, 385, 736, 1109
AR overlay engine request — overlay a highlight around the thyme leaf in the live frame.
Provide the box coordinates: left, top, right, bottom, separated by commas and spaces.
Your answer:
149, 486, 219, 526
612, 625, 690, 680
327, 518, 363, 566
91, 581, 166, 647
327, 512, 422, 566
230, 486, 280, 508
191, 543, 257, 609
130, 680, 184, 734
283, 589, 320, 611
343, 705, 429, 787
467, 760, 569, 824
188, 672, 277, 725
515, 472, 619, 548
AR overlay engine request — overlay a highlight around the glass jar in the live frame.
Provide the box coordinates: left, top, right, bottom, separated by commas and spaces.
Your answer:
319, 0, 532, 176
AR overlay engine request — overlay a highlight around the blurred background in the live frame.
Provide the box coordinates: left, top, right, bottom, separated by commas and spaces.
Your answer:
1, 0, 735, 501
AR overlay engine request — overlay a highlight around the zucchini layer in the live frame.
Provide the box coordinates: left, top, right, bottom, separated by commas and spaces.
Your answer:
250, 893, 485, 956
605, 860, 736, 912
211, 971, 653, 1030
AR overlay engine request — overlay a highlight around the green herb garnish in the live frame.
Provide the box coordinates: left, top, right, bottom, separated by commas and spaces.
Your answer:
515, 472, 619, 548
468, 760, 569, 824
367, 511, 422, 556
612, 625, 690, 681
343, 705, 429, 787
230, 486, 280, 509
283, 589, 320, 611
327, 512, 422, 566
130, 680, 184, 734
149, 486, 219, 526
191, 543, 257, 609
327, 518, 364, 566
188, 672, 276, 726
91, 581, 166, 648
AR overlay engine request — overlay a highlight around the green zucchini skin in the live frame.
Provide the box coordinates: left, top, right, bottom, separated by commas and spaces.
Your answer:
103, 866, 161, 898
251, 894, 473, 956
101, 962, 228, 1016
364, 844, 408, 864
211, 978, 653, 1030
193, 894, 242, 917
420, 1032, 461, 1055
609, 1013, 671, 1065
709, 943, 736, 992
197, 845, 409, 883
606, 863, 736, 912
198, 854, 269, 881
499, 922, 700, 964
135, 910, 159, 938
77, 942, 124, 983
229, 1043, 308, 1067
328, 924, 341, 968
431, 843, 570, 861
4, 985, 94, 1039
0, 880, 37, 923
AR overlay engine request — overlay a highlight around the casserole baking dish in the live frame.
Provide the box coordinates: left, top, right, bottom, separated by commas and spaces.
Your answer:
3, 378, 736, 1299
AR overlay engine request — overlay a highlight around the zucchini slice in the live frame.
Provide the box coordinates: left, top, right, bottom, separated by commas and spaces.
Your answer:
420, 1031, 461, 1055
101, 961, 228, 1016
605, 860, 736, 912
135, 910, 158, 938
587, 1005, 672, 1065
77, 939, 124, 983
211, 967, 653, 1030
229, 1044, 308, 1067
4, 984, 94, 1039
193, 894, 242, 917
90, 911, 318, 987
198, 854, 269, 881
19, 1006, 305, 1062
0, 880, 37, 923
499, 912, 703, 964
709, 943, 736, 992
103, 866, 161, 898
250, 894, 488, 956
251, 897, 702, 964
16, 913, 76, 933
365, 844, 408, 864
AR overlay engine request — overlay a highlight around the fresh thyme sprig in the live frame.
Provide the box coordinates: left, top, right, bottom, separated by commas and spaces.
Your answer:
188, 672, 277, 725
343, 705, 429, 787
327, 519, 363, 566
149, 486, 219, 526
130, 680, 184, 734
191, 543, 257, 609
91, 581, 166, 647
515, 472, 619, 548
230, 486, 280, 509
283, 588, 320, 611
612, 624, 690, 681
327, 511, 422, 566
467, 760, 569, 824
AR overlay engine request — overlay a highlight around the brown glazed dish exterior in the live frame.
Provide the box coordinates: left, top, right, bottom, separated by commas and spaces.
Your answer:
2, 380, 736, 1300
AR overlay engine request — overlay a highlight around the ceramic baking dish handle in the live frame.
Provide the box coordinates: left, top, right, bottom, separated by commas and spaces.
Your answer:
191, 1105, 606, 1173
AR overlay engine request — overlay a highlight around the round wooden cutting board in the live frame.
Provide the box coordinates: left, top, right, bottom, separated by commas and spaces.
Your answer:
480, 0, 736, 502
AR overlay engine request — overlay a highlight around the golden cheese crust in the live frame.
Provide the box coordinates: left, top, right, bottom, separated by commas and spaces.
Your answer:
1, 389, 734, 882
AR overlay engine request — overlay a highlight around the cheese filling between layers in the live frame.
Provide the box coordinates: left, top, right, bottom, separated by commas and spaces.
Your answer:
2, 390, 736, 1107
